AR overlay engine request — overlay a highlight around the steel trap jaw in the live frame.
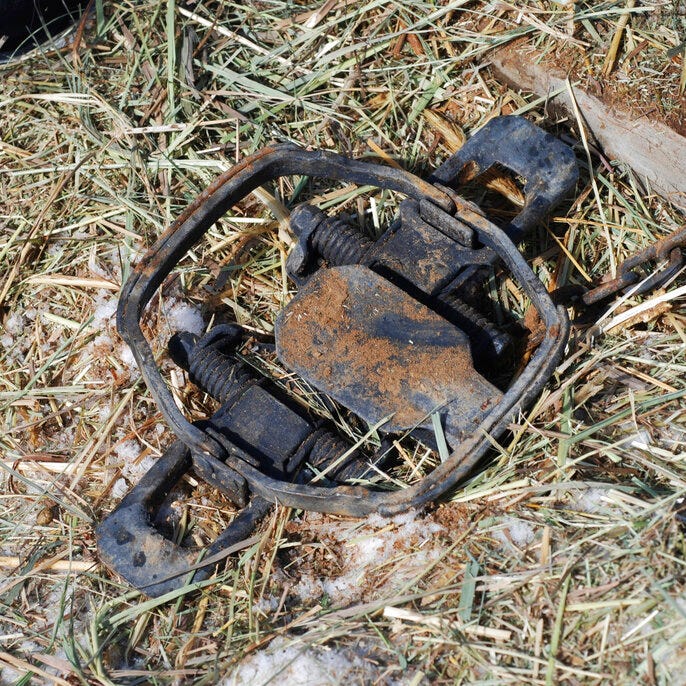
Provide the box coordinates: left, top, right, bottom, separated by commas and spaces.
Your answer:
97, 116, 578, 595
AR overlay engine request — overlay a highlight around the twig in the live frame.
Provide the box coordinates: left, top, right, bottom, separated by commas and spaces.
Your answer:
602, 0, 637, 76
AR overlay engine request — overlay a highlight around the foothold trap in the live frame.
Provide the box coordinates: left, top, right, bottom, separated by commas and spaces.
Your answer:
97, 116, 579, 596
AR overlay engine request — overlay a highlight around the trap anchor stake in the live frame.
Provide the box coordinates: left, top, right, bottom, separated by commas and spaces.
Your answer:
97, 116, 579, 596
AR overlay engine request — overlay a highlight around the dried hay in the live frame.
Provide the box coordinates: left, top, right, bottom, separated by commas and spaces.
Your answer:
1, 1, 685, 684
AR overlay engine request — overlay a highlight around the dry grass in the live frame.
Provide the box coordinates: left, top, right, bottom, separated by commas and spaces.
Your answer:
1, 1, 685, 684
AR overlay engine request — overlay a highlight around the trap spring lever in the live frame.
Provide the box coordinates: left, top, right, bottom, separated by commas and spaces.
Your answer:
97, 116, 579, 594
97, 325, 379, 595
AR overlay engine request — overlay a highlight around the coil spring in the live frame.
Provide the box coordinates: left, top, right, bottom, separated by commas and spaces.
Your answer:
307, 429, 364, 482
440, 291, 511, 357
186, 338, 368, 483
311, 213, 374, 266
187, 345, 257, 407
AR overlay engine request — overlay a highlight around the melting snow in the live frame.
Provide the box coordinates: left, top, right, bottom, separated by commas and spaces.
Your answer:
166, 299, 204, 336
111, 478, 129, 499
114, 439, 140, 463
119, 343, 136, 370
571, 488, 607, 513
113, 440, 155, 483
3, 310, 24, 336
291, 510, 444, 604
222, 636, 416, 686
494, 517, 535, 548
91, 291, 117, 326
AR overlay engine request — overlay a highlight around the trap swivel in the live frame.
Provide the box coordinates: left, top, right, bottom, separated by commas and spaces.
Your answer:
97, 116, 579, 596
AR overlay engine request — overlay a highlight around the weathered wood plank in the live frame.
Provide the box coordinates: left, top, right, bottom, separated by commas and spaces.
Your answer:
491, 43, 686, 211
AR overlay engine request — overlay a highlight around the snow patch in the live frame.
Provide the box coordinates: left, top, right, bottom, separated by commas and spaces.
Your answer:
1, 310, 33, 361
0, 664, 25, 683
4, 310, 24, 336
166, 299, 204, 336
292, 510, 443, 604
97, 404, 112, 424
571, 488, 607, 513
494, 517, 535, 548
111, 478, 129, 500
292, 576, 324, 603
253, 595, 280, 615
119, 343, 137, 370
114, 440, 141, 463
93, 333, 114, 350
123, 454, 155, 482
223, 637, 405, 686
113, 440, 155, 482
91, 291, 117, 327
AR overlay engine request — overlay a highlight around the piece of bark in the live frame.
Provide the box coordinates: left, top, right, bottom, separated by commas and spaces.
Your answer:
490, 43, 686, 211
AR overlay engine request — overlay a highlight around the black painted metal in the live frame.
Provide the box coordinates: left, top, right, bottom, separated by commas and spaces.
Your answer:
429, 115, 579, 241
97, 326, 374, 595
0, 0, 88, 61
97, 116, 580, 595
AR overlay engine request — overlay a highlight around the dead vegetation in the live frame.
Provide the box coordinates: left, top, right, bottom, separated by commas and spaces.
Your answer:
1, 1, 685, 684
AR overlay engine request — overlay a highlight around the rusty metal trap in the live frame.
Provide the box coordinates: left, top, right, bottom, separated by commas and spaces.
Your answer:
97, 115, 582, 596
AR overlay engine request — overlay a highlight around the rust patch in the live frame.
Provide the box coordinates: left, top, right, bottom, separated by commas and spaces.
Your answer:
276, 265, 501, 439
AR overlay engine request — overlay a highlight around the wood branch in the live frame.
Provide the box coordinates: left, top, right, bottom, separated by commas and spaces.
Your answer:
490, 43, 686, 212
